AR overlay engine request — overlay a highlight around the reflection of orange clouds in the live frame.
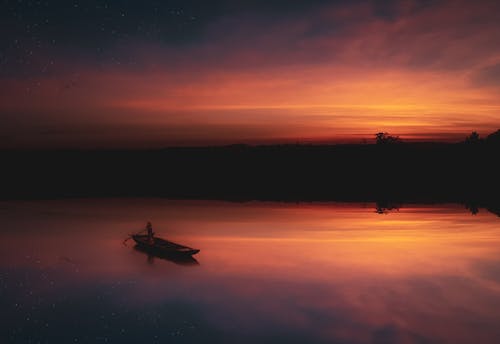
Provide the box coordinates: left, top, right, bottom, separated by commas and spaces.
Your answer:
8, 200, 494, 284
1, 200, 500, 343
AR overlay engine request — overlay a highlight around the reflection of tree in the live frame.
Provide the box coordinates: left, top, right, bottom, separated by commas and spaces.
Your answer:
375, 132, 401, 145
486, 206, 500, 217
375, 201, 400, 214
465, 202, 479, 215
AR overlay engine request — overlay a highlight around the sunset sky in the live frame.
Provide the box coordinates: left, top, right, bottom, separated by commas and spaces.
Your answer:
1, 0, 500, 148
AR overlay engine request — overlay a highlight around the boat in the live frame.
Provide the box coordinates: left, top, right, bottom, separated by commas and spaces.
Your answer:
133, 244, 199, 266
132, 234, 200, 256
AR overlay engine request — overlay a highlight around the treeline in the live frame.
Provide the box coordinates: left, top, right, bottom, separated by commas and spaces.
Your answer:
1, 130, 500, 208
374, 129, 500, 145
462, 129, 500, 144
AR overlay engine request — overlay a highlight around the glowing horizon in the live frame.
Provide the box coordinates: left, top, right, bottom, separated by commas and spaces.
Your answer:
1, 0, 500, 148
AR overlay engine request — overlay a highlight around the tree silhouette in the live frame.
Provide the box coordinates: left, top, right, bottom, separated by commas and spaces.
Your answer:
375, 132, 401, 145
464, 131, 481, 144
486, 129, 500, 145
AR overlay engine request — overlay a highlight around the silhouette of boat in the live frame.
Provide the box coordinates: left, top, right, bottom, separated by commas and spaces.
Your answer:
132, 234, 200, 257
133, 245, 199, 266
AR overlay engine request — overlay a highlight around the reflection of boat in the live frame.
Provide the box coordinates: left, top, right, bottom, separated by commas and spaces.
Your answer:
133, 244, 199, 266
132, 234, 200, 256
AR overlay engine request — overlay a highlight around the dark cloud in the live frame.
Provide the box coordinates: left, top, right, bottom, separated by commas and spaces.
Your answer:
0, 0, 342, 51
372, 324, 433, 344
0, 0, 443, 76
372, 0, 440, 21
1, 0, 498, 78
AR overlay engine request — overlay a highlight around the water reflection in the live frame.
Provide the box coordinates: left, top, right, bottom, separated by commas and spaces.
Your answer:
1, 199, 500, 343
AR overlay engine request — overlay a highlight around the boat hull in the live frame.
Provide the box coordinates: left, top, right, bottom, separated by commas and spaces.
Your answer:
133, 245, 199, 265
132, 235, 200, 256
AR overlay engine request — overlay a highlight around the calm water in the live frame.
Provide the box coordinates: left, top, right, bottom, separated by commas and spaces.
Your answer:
1, 199, 500, 343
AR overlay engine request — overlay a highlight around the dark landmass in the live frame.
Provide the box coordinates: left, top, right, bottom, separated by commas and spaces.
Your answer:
1, 135, 500, 215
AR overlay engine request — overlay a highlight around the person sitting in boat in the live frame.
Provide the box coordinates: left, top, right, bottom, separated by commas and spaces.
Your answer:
146, 221, 155, 244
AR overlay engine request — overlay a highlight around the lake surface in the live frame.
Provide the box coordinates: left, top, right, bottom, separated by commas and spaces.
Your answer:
1, 199, 500, 343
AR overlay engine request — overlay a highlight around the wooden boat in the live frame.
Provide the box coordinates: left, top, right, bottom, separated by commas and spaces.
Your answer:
133, 244, 199, 265
132, 234, 200, 256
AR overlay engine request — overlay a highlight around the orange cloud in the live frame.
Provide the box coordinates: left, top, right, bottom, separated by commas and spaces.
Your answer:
1, 0, 499, 148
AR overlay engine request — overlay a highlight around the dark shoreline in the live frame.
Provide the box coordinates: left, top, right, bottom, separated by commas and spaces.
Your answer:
1, 142, 499, 214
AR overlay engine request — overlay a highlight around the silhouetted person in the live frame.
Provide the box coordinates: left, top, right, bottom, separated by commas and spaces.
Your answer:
146, 221, 154, 244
